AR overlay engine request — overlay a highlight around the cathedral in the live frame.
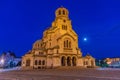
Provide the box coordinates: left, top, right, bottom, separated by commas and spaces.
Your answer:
22, 7, 96, 69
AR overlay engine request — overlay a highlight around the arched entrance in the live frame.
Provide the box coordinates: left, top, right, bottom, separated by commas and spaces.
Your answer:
61, 56, 66, 66
67, 57, 71, 66
72, 57, 76, 66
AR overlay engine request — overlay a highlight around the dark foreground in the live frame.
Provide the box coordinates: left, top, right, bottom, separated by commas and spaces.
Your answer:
0, 67, 120, 80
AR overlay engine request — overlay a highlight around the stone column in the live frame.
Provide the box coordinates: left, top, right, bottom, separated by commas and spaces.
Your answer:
65, 59, 67, 66
70, 59, 73, 66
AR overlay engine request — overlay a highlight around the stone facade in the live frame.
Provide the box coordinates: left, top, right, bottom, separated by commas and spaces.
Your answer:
22, 7, 96, 69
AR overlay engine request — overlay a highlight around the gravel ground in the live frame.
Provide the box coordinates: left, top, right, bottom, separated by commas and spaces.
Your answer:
0, 67, 120, 80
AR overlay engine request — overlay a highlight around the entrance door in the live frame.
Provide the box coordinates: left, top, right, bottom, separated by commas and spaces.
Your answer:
61, 56, 66, 66
72, 57, 76, 66
67, 57, 71, 66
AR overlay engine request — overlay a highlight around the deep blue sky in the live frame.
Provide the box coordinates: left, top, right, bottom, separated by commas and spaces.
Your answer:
0, 0, 120, 59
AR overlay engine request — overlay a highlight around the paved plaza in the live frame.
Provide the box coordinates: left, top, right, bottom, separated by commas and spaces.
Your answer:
0, 67, 120, 80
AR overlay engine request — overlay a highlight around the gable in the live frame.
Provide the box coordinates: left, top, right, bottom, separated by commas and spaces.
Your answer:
57, 33, 76, 41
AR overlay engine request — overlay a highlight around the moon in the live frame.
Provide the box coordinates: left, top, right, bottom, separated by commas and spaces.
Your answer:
83, 37, 87, 41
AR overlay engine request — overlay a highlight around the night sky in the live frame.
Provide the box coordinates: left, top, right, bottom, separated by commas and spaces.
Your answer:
0, 0, 120, 59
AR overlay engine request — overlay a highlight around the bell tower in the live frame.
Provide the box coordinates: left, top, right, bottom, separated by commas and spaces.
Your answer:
52, 7, 72, 31
55, 7, 69, 19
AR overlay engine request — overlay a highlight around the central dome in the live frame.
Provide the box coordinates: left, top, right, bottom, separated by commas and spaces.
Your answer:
55, 7, 69, 18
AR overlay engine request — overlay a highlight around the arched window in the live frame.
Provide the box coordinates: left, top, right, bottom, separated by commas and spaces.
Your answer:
35, 60, 37, 65
69, 42, 71, 48
64, 41, 66, 47
66, 40, 68, 48
64, 39, 71, 48
26, 59, 30, 66
62, 25, 64, 30
63, 10, 65, 15
42, 60, 45, 65
63, 20, 66, 22
58, 10, 61, 15
62, 25, 67, 30
86, 61, 88, 65
65, 26, 67, 30
38, 44, 39, 47
35, 44, 37, 48
39, 60, 41, 65
39, 52, 41, 55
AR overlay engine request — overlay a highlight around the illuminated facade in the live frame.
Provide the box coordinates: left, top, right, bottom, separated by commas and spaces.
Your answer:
22, 7, 95, 69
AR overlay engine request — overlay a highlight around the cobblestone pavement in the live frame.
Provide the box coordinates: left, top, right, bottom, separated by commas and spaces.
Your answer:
0, 68, 120, 80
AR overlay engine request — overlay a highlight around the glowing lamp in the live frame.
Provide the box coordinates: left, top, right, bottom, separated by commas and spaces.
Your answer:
0, 59, 4, 64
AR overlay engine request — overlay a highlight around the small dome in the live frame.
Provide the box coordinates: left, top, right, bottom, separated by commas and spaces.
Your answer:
32, 39, 42, 49
85, 53, 94, 59
55, 7, 69, 18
